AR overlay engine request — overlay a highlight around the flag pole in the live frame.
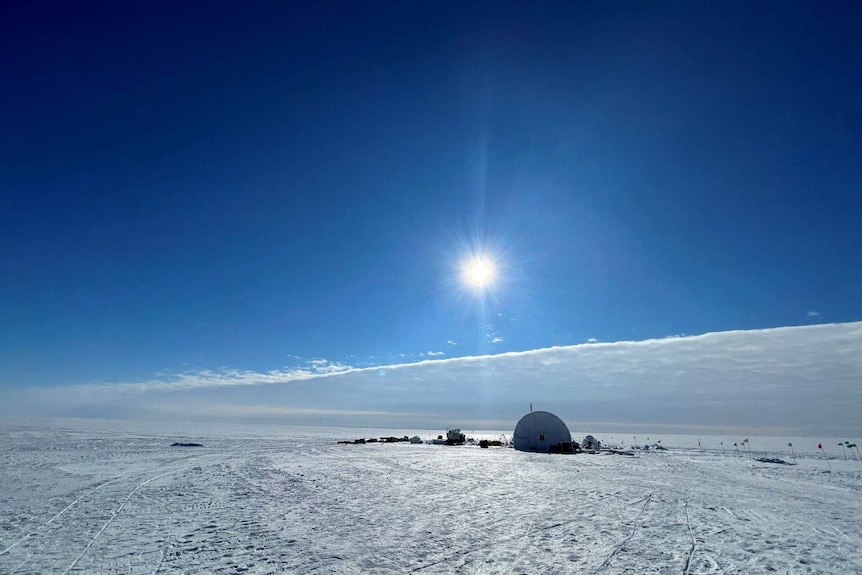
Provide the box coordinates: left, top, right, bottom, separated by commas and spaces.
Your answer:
818, 442, 832, 471
839, 442, 848, 459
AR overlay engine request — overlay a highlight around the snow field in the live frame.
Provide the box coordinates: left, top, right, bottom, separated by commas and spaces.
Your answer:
1, 424, 860, 574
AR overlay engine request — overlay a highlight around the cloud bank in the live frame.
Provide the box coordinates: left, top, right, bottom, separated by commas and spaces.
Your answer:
6, 323, 861, 436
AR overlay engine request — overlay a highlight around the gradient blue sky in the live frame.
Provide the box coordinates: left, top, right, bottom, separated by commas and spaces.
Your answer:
2, 3, 861, 429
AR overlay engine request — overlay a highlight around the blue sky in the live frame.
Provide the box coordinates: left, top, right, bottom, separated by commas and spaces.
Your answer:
2, 3, 861, 432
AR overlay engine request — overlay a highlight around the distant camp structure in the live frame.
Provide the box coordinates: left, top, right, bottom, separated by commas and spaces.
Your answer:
582, 435, 600, 451
339, 430, 471, 446
430, 429, 466, 445
446, 429, 466, 445
513, 411, 574, 453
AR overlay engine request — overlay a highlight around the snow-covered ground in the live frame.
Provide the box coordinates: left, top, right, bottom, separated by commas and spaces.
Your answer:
1, 420, 860, 574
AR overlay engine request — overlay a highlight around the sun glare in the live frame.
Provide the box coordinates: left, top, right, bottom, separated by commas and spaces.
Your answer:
462, 256, 496, 289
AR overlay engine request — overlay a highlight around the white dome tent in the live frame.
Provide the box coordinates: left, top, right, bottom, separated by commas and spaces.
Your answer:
582, 435, 600, 450
513, 410, 573, 453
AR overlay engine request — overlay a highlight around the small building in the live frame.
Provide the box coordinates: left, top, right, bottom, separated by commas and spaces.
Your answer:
582, 435, 600, 450
513, 411, 573, 453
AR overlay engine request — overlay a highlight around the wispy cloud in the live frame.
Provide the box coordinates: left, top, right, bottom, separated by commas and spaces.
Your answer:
6, 323, 862, 435
807, 311, 821, 317
306, 359, 352, 374
486, 325, 504, 345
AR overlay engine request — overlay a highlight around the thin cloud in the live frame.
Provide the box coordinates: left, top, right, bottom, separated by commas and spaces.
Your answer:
6, 322, 862, 435
807, 311, 821, 317
154, 404, 419, 419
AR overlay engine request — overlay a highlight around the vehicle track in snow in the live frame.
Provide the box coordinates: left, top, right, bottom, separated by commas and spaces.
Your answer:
0, 445, 260, 574
0, 476, 122, 557
589, 493, 652, 575
59, 469, 180, 575
682, 497, 696, 575
6, 469, 189, 573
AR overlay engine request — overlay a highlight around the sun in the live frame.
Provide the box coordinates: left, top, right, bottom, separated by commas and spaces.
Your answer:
462, 256, 496, 289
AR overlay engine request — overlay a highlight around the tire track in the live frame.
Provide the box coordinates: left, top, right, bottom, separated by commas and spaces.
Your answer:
60, 469, 179, 575
0, 475, 124, 557
682, 498, 696, 575
3, 450, 220, 570
590, 492, 652, 575
150, 546, 167, 575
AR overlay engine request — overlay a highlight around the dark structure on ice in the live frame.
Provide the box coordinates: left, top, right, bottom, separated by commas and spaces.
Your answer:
755, 456, 794, 465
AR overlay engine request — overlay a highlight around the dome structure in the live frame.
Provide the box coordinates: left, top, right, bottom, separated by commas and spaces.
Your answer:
513, 411, 572, 453
582, 435, 600, 450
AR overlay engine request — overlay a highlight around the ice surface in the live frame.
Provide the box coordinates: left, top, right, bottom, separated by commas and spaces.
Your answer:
1, 420, 860, 574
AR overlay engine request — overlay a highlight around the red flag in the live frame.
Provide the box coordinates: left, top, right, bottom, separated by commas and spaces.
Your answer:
818, 443, 823, 449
